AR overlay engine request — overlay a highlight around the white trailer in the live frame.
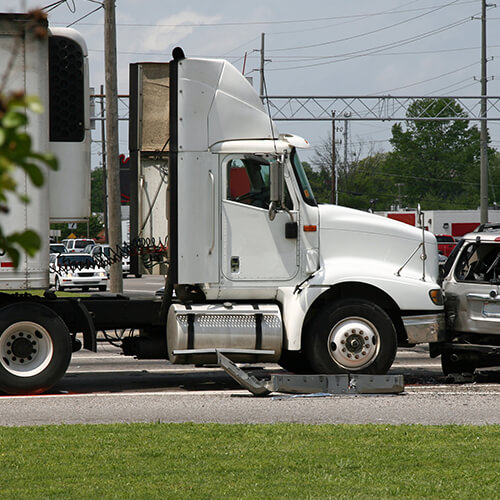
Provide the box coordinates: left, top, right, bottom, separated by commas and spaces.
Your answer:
0, 16, 445, 394
0, 13, 90, 290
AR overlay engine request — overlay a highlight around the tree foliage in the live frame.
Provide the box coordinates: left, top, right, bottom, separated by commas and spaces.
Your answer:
310, 98, 492, 211
91, 166, 105, 213
385, 98, 484, 209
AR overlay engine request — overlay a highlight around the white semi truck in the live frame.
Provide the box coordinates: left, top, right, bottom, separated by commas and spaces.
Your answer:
0, 14, 445, 395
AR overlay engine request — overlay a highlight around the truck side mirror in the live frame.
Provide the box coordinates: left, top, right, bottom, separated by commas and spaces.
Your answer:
269, 156, 285, 221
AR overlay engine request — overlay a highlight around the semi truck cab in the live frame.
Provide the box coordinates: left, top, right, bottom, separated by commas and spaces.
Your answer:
132, 49, 445, 374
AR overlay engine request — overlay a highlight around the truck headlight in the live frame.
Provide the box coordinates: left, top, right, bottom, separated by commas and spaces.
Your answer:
429, 289, 443, 306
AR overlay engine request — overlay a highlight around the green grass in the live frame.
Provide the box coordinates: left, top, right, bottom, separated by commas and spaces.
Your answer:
0, 423, 498, 499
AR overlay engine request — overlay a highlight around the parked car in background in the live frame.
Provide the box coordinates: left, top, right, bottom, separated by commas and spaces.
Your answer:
62, 238, 96, 253
85, 243, 131, 277
49, 253, 107, 291
436, 234, 457, 257
49, 243, 66, 255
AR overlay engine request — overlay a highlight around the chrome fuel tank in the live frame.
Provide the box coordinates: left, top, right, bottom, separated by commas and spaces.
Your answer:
167, 303, 282, 364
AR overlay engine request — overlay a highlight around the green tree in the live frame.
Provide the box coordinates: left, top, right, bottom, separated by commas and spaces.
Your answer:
385, 98, 485, 209
91, 166, 105, 213
302, 161, 331, 204
310, 131, 395, 210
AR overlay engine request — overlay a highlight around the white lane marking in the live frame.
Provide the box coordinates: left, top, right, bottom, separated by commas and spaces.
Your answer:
65, 367, 215, 374
3, 389, 497, 400
2, 390, 250, 399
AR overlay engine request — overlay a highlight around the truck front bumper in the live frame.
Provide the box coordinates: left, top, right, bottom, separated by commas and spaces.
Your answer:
403, 313, 446, 344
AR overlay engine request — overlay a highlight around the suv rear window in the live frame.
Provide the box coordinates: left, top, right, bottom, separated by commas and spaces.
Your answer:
75, 240, 94, 249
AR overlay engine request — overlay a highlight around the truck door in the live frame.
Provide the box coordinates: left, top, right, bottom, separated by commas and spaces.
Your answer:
221, 154, 299, 281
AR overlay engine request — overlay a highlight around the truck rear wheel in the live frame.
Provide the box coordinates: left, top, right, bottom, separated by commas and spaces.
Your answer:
305, 299, 397, 374
0, 303, 72, 395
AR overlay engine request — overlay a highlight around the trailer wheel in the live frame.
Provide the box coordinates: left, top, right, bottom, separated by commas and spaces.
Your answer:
0, 303, 72, 395
305, 300, 397, 374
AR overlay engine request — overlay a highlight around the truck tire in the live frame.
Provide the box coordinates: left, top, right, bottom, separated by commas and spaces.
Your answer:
0, 303, 72, 395
304, 299, 397, 374
278, 350, 312, 374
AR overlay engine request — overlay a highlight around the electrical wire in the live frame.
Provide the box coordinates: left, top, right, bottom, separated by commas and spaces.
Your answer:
43, 0, 75, 13
66, 4, 103, 28
375, 60, 479, 94
268, 0, 461, 53
267, 16, 474, 71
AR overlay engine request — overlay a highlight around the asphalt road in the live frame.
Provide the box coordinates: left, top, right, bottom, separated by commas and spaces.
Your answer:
1, 275, 499, 426
1, 343, 499, 427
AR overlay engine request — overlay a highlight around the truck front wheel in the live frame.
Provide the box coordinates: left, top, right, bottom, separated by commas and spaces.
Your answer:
305, 300, 397, 374
0, 303, 72, 395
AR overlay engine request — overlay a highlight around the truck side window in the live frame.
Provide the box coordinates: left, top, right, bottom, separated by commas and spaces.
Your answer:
227, 157, 293, 210
227, 158, 270, 209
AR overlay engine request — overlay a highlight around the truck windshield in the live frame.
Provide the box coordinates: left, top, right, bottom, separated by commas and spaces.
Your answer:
291, 149, 317, 207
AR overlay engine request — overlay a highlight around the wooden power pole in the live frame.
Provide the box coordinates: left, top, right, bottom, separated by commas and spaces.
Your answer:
479, 0, 489, 224
104, 0, 123, 292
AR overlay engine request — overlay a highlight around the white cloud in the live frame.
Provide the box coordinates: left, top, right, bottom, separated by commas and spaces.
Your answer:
142, 11, 222, 53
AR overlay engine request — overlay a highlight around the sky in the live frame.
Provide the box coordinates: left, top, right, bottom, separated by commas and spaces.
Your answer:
4, 0, 500, 169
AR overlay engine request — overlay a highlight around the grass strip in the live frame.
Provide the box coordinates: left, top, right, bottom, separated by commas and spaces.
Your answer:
0, 423, 498, 499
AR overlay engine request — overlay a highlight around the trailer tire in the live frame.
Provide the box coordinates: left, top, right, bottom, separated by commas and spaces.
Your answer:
305, 299, 397, 374
0, 303, 72, 395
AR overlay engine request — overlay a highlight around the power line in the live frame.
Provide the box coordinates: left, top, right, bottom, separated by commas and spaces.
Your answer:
267, 17, 474, 71
66, 4, 103, 28
50, 2, 470, 28
375, 60, 479, 94
268, 0, 462, 53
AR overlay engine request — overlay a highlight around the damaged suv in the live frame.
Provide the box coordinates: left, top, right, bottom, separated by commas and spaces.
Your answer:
437, 230, 500, 374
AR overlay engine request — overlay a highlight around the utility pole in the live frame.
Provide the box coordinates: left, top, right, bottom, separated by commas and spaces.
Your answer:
479, 0, 489, 224
104, 0, 123, 293
331, 111, 337, 204
259, 33, 265, 98
100, 84, 109, 243
343, 118, 349, 168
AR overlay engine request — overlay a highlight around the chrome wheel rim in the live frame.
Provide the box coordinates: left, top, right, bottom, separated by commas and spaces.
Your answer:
327, 316, 380, 370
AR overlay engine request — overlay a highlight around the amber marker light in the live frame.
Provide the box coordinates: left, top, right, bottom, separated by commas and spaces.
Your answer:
303, 225, 317, 232
429, 289, 443, 305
